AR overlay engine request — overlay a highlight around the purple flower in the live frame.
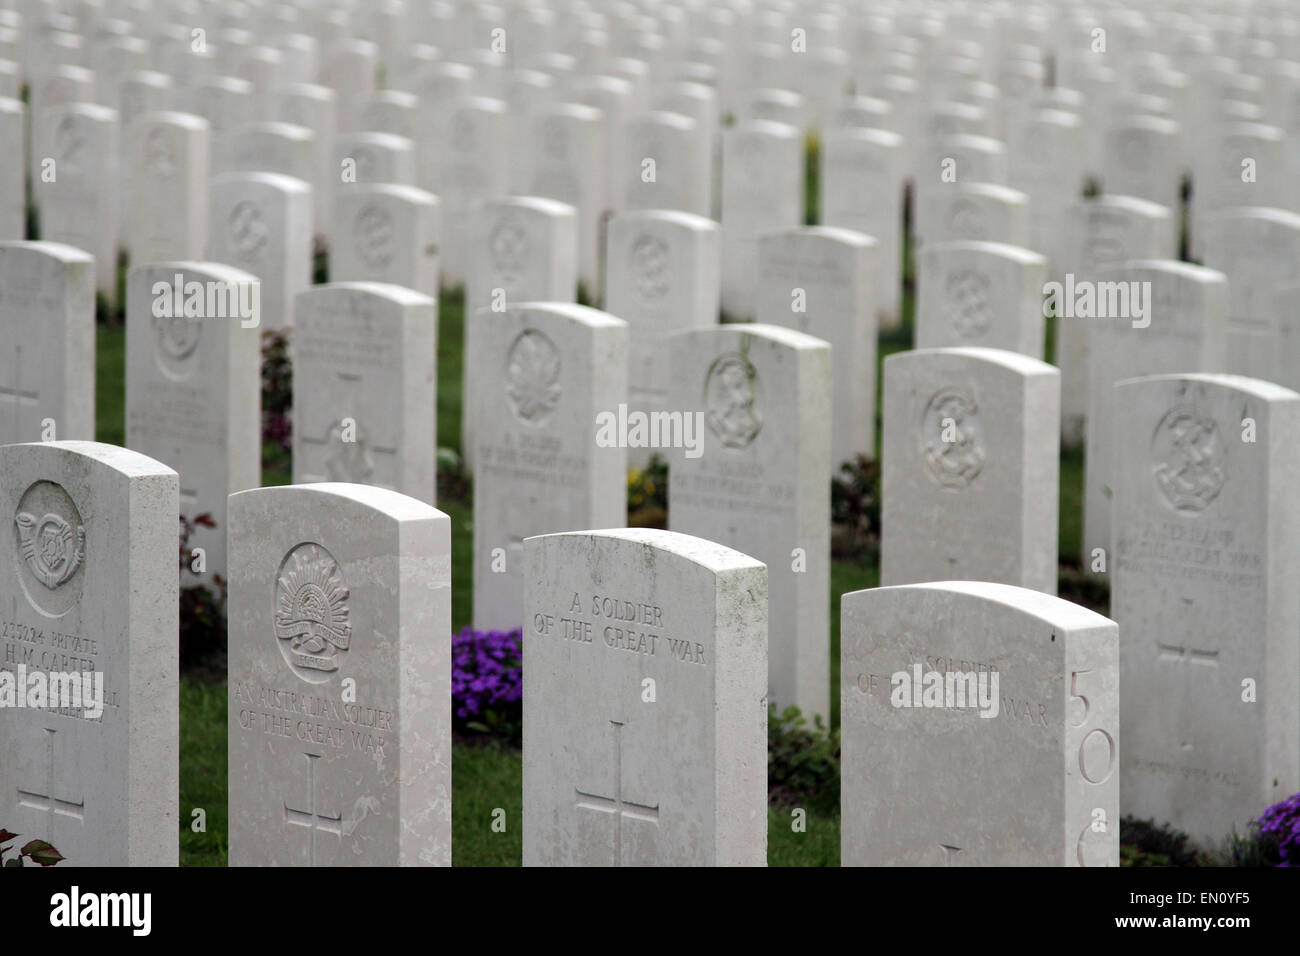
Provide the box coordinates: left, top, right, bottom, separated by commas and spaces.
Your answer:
451, 627, 523, 721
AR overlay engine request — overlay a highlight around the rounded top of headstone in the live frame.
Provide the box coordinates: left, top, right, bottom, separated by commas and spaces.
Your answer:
299, 281, 436, 309
526, 528, 765, 575
133, 110, 211, 132
480, 195, 577, 219
212, 170, 313, 194
128, 260, 261, 286
1206, 206, 1300, 229
888, 346, 1059, 379
949, 182, 1030, 204
1072, 194, 1172, 219
671, 322, 831, 353
510, 301, 627, 330
633, 109, 697, 132
0, 239, 95, 265
341, 182, 439, 206
608, 208, 717, 234
0, 440, 179, 480
1114, 373, 1300, 404
921, 239, 1046, 266
230, 482, 445, 523
763, 225, 878, 249
241, 120, 314, 141
1098, 259, 1227, 284
849, 581, 1116, 631
823, 124, 903, 147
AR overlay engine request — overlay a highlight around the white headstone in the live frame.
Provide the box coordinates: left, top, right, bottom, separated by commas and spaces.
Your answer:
463, 197, 578, 470
819, 125, 905, 326
34, 103, 119, 302
227, 482, 451, 866
0, 241, 95, 445
604, 210, 720, 469
292, 283, 437, 506
1113, 373, 1300, 845
916, 181, 1030, 249
472, 303, 628, 631
720, 120, 803, 319
522, 527, 767, 866
668, 324, 830, 719
126, 262, 261, 586
1, 440, 179, 865
1083, 261, 1228, 573
125, 111, 210, 265
841, 581, 1119, 866
756, 226, 878, 468
618, 110, 711, 217
207, 172, 312, 331
916, 240, 1047, 359
882, 347, 1060, 593
0, 97, 24, 238
331, 184, 440, 299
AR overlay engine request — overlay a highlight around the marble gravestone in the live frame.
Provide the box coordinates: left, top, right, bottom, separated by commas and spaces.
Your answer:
126, 262, 261, 587
463, 197, 578, 471
125, 111, 210, 266
668, 324, 830, 719
0, 440, 178, 865
720, 119, 803, 320
881, 347, 1060, 594
331, 183, 440, 299
756, 226, 878, 469
819, 125, 905, 327
915, 181, 1030, 250
1058, 195, 1173, 447
522, 528, 767, 867
618, 110, 711, 217
227, 483, 451, 866
1083, 261, 1228, 573
1113, 373, 1300, 846
34, 103, 119, 304
842, 581, 1119, 866
1199, 207, 1300, 390
472, 304, 627, 632
207, 172, 313, 331
432, 96, 511, 286
526, 103, 607, 296
915, 240, 1047, 359
292, 283, 437, 506
0, 242, 95, 445
604, 210, 720, 470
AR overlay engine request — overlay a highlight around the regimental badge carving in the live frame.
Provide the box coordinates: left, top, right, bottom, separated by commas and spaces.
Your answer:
945, 199, 987, 240
354, 204, 395, 270
153, 311, 202, 367
1151, 405, 1225, 513
13, 481, 85, 616
228, 201, 268, 265
505, 329, 562, 425
54, 115, 86, 178
324, 421, 376, 482
944, 269, 993, 339
144, 126, 176, 180
704, 353, 762, 449
15, 511, 84, 589
922, 389, 984, 489
274, 543, 352, 682
489, 214, 527, 290
629, 235, 670, 302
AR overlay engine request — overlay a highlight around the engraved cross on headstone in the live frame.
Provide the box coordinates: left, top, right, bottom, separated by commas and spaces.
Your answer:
283, 752, 343, 866
298, 370, 397, 487
575, 720, 660, 867
17, 728, 85, 834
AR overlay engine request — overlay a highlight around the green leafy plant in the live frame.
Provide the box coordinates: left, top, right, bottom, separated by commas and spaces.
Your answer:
179, 513, 227, 671
437, 447, 472, 503
1, 829, 64, 867
768, 704, 840, 817
830, 454, 880, 563
627, 454, 668, 529
1119, 816, 1204, 867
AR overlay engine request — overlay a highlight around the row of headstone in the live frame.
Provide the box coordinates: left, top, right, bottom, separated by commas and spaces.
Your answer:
0, 439, 1129, 866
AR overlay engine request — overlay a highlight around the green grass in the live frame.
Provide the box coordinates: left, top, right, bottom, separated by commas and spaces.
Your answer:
178, 678, 228, 866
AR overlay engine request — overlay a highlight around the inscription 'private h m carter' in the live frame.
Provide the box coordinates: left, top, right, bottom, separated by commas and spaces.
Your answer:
532, 593, 707, 665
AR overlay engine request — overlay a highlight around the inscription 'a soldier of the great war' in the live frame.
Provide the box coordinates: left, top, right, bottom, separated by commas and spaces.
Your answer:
274, 543, 352, 683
